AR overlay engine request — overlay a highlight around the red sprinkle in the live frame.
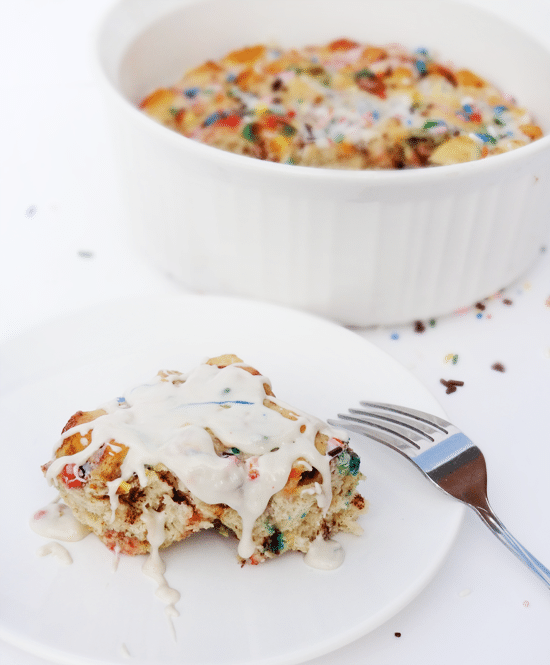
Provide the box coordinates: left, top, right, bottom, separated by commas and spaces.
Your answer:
216, 114, 241, 129
60, 464, 84, 489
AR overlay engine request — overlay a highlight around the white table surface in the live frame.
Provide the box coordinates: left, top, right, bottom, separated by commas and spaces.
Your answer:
1, 1, 549, 663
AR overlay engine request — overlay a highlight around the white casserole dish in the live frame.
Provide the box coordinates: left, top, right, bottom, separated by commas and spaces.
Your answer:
96, 0, 550, 326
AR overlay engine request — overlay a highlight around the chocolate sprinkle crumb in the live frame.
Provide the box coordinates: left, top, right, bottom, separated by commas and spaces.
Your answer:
491, 362, 506, 372
440, 378, 465, 394
414, 320, 426, 333
503, 298, 513, 305
328, 446, 344, 457
475, 301, 486, 311
395, 632, 402, 638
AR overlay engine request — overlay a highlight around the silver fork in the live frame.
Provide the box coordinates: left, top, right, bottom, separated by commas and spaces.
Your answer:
328, 401, 550, 589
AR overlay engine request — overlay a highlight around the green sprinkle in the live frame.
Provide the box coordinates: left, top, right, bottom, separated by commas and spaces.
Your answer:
429, 319, 437, 327
242, 123, 258, 143
281, 124, 296, 137
223, 387, 231, 394
423, 120, 439, 129
355, 68, 375, 80
230, 447, 240, 455
264, 529, 285, 553
336, 450, 361, 476
334, 133, 345, 143
169, 108, 179, 116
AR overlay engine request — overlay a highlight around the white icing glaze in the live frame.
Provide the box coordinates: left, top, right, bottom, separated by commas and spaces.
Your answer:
46, 361, 345, 559
304, 534, 345, 570
141, 508, 180, 639
30, 498, 91, 542
37, 541, 73, 565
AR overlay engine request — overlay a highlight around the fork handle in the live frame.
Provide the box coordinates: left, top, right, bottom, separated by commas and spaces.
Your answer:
474, 506, 550, 589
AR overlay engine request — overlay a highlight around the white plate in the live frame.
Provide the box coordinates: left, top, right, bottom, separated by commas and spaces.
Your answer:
0, 295, 464, 665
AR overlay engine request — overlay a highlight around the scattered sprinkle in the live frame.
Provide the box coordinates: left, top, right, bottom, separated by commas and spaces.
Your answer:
523, 600, 530, 608
440, 378, 464, 394
491, 362, 505, 372
394, 632, 402, 638
503, 298, 513, 306
25, 205, 37, 218
475, 302, 486, 311
413, 320, 426, 333
390, 332, 400, 340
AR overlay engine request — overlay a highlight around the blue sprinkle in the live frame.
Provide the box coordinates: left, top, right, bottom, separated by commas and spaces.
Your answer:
476, 312, 483, 319
493, 105, 508, 114
226, 73, 236, 82
204, 112, 220, 127
463, 103, 473, 114
390, 332, 400, 340
184, 87, 200, 98
415, 47, 429, 55
371, 110, 380, 120
117, 397, 126, 404
415, 59, 427, 75
475, 133, 497, 144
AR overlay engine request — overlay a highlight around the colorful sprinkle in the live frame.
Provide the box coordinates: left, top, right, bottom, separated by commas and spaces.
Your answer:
440, 378, 464, 394
242, 123, 258, 142
204, 111, 221, 126
475, 133, 497, 144
414, 59, 427, 75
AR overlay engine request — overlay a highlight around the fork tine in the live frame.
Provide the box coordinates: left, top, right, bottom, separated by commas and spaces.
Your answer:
359, 401, 452, 432
348, 407, 437, 442
328, 416, 423, 455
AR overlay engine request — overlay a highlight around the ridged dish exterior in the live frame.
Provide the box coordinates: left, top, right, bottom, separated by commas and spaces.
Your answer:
98, 0, 550, 326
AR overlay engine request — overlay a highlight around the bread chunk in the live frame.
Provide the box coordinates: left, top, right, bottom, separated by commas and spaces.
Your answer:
42, 356, 367, 564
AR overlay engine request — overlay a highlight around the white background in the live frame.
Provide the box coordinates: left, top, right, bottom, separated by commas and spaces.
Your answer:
1, 1, 549, 663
